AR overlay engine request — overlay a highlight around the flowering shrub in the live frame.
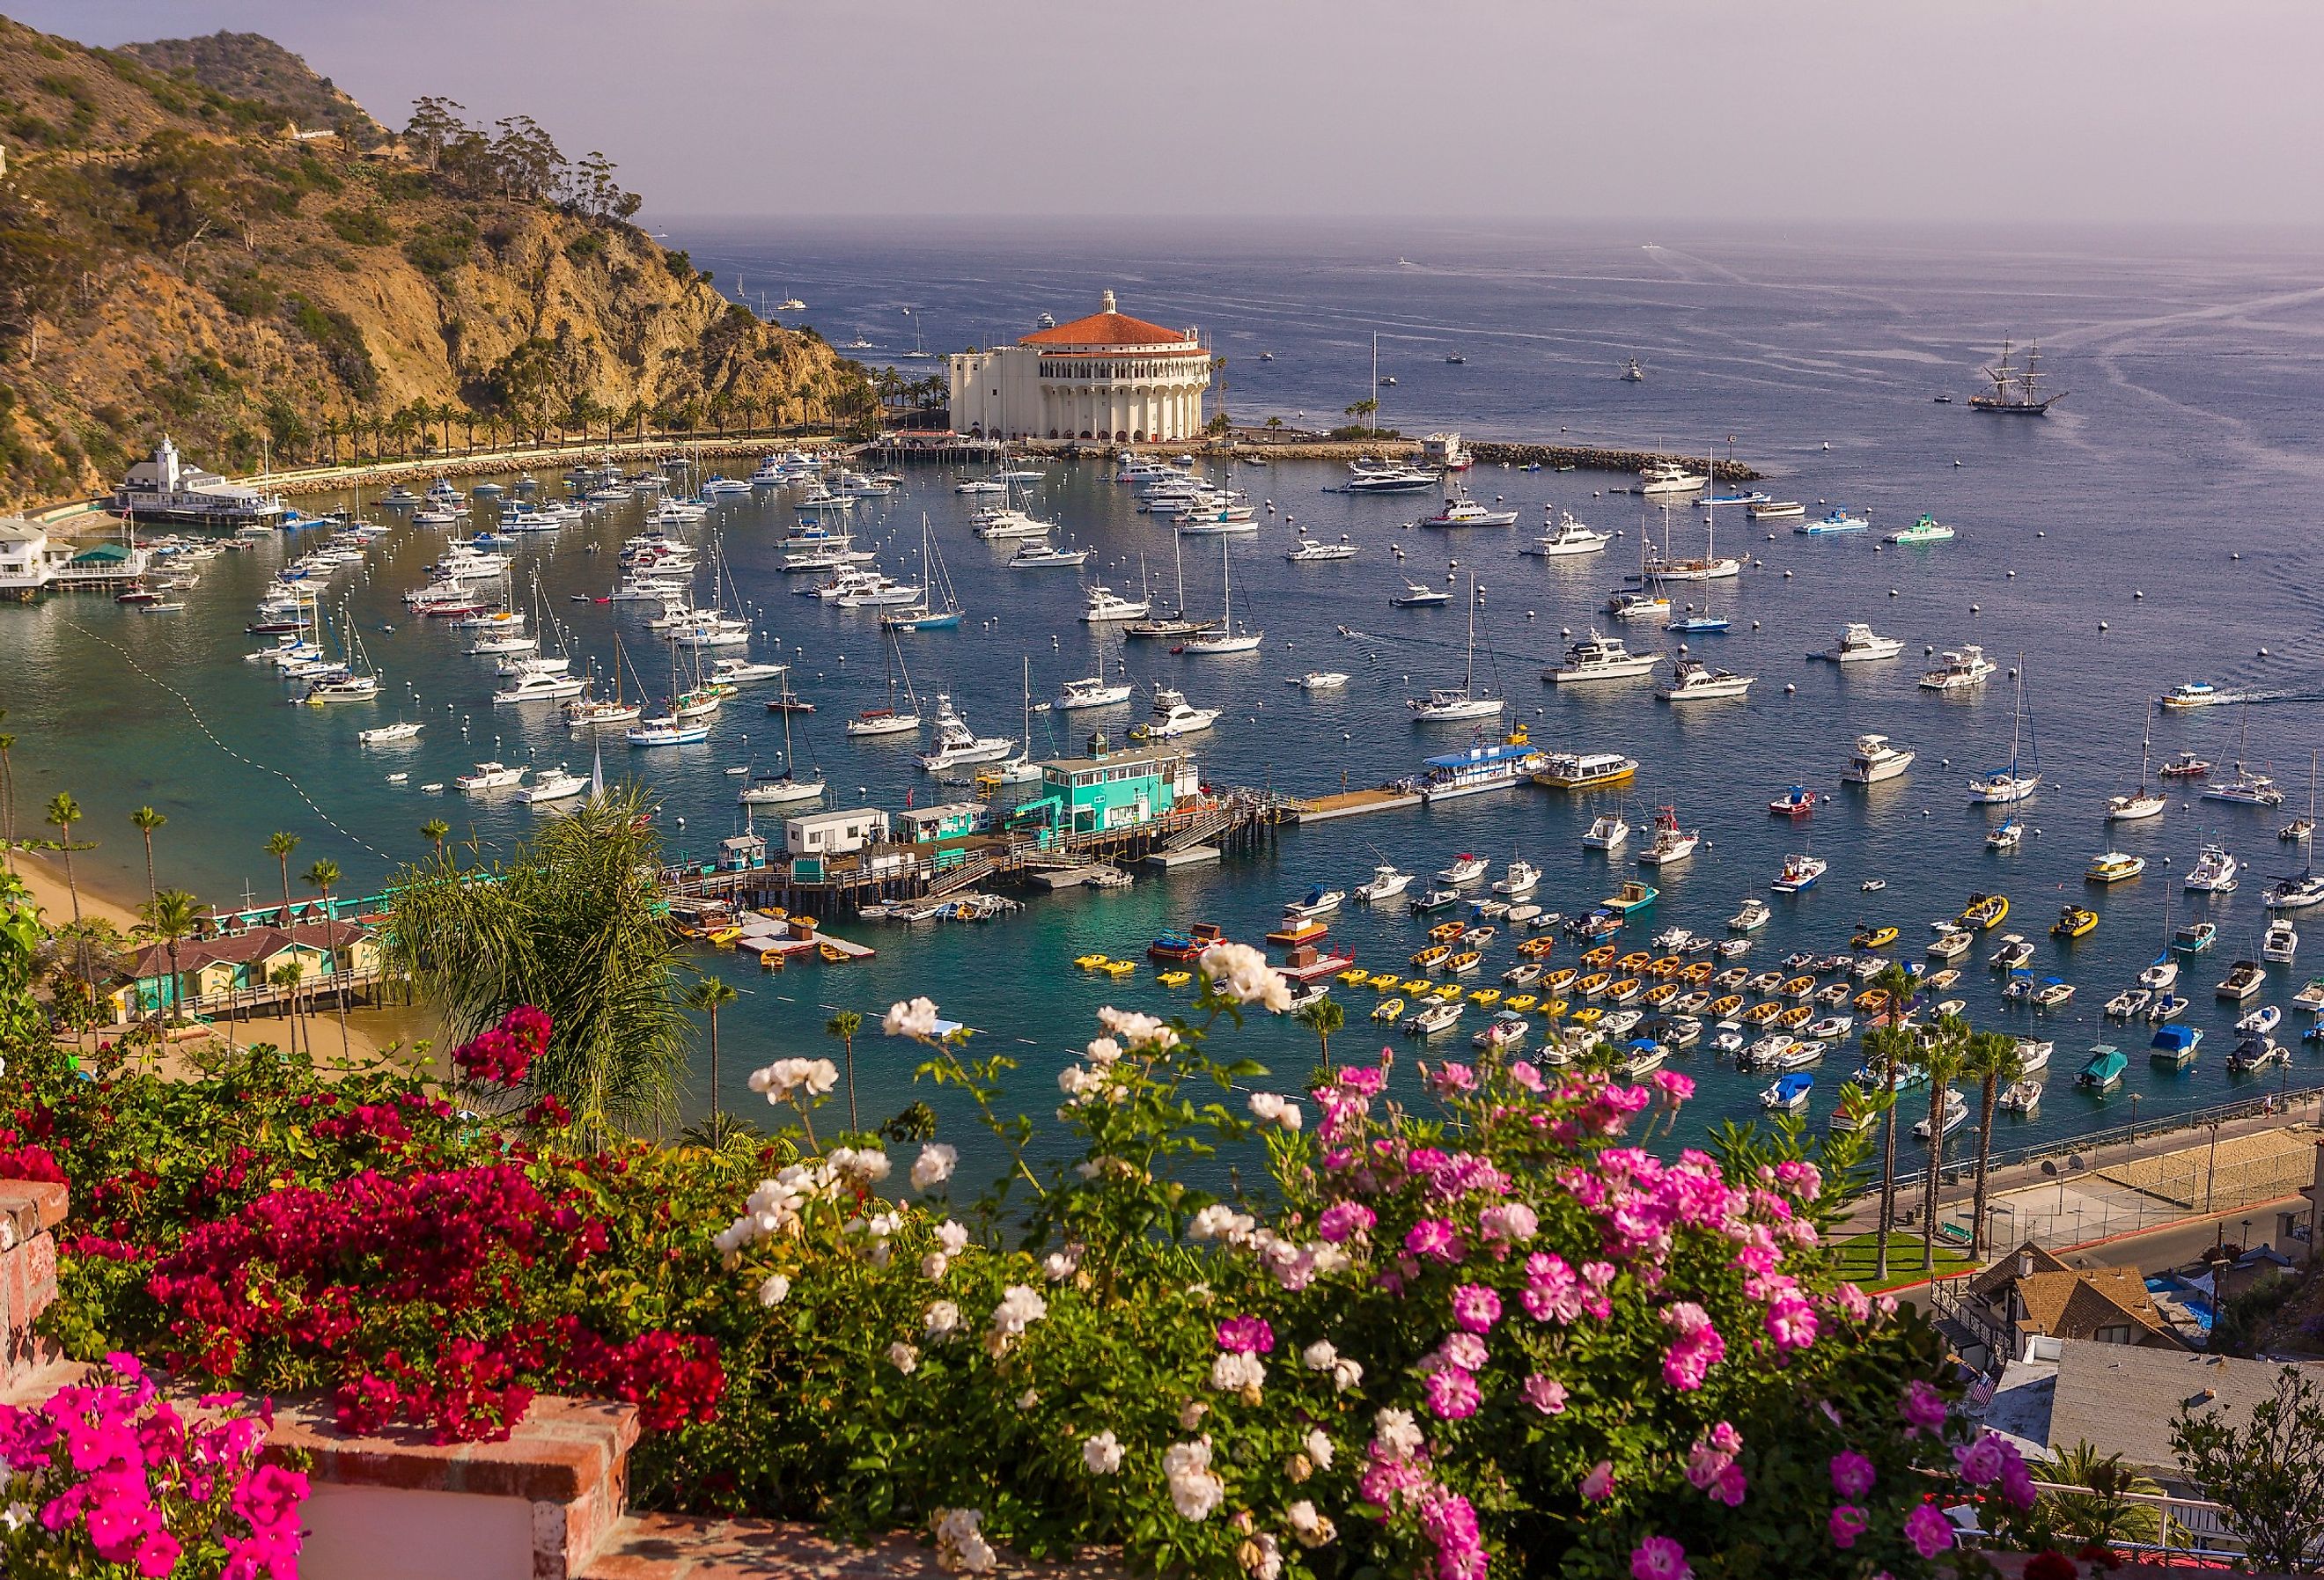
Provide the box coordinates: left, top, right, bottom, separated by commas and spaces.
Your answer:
0, 1353, 305, 1579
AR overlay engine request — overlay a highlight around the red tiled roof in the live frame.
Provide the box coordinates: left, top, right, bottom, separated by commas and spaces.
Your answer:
1019, 312, 1190, 349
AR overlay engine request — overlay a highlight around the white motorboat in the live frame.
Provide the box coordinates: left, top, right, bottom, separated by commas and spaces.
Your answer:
1355, 864, 1413, 904
1911, 1088, 1971, 1142
1290, 672, 1349, 691
1081, 584, 1151, 622
1544, 629, 1658, 684
1636, 805, 1701, 866
1657, 658, 1754, 702
494, 670, 586, 705
455, 761, 526, 793
1523, 510, 1613, 557
739, 772, 826, 806
1998, 1078, 2043, 1115
2183, 842, 2239, 893
1919, 645, 1997, 691
1842, 734, 1914, 784
1390, 580, 1452, 608
1747, 500, 1806, 520
915, 695, 1014, 771
517, 766, 590, 805
1134, 686, 1218, 740
1420, 496, 1520, 529
1966, 658, 2041, 804
1285, 534, 1359, 562
1055, 673, 1133, 711
1770, 854, 1827, 893
1438, 853, 1490, 886
1823, 623, 1904, 663
1581, 813, 1630, 851
1638, 461, 1706, 496
710, 658, 787, 685
2269, 872, 2324, 912
970, 507, 1053, 540
1009, 541, 1090, 570
2138, 957, 2181, 991
358, 720, 423, 745
1492, 861, 1541, 898
2239, 1003, 2284, 1036
1606, 588, 1671, 621
305, 672, 379, 703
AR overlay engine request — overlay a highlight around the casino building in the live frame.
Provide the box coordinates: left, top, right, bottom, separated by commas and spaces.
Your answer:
948, 290, 1210, 444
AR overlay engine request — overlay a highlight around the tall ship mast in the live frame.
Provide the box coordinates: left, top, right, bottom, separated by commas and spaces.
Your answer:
1967, 335, 2066, 415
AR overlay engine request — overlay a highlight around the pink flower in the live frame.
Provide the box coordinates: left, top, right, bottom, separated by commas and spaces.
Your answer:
1904, 1503, 1954, 1560
1508, 1061, 1543, 1092
1629, 1535, 1690, 1580
1828, 1504, 1870, 1549
1522, 1374, 1567, 1415
1438, 1333, 1489, 1373
1523, 1253, 1583, 1323
1900, 1379, 1946, 1436
1417, 1488, 1488, 1580
135, 1532, 183, 1579
1955, 1432, 2010, 1488
1423, 1367, 1481, 1421
1477, 1202, 1537, 1245
1709, 1464, 1746, 1506
1580, 1460, 1615, 1502
1829, 1451, 1877, 1500
1406, 1217, 1467, 1264
1451, 1283, 1502, 1333
1651, 1070, 1695, 1102
1430, 1061, 1477, 1094
1318, 1202, 1376, 1243
1216, 1316, 1275, 1355
1766, 1294, 1820, 1353
1832, 1282, 1872, 1321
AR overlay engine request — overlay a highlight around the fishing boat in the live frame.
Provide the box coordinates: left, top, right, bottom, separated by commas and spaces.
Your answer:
1355, 864, 1413, 904
2085, 850, 2146, 884
1493, 861, 1541, 898
2216, 959, 2265, 1001
1543, 630, 1658, 684
915, 694, 1014, 771
1636, 806, 1701, 867
1884, 513, 1955, 546
1919, 645, 1997, 692
1728, 898, 1771, 932
1524, 510, 1613, 557
1769, 785, 1819, 819
1417, 726, 1545, 804
1134, 686, 1219, 741
1842, 734, 1914, 784
1581, 812, 1630, 851
1770, 854, 1827, 893
1967, 658, 2041, 804
2184, 843, 2239, 893
1408, 573, 1504, 719
2292, 977, 2324, 1012
1438, 854, 1490, 886
2105, 987, 2153, 1019
1999, 1077, 2043, 1115
2159, 751, 2212, 780
2078, 1045, 2128, 1089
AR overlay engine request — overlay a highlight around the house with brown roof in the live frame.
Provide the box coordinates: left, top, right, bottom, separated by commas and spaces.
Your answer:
112, 919, 379, 1021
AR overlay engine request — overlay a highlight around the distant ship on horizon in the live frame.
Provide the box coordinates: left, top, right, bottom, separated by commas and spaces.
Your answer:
1968, 336, 2066, 415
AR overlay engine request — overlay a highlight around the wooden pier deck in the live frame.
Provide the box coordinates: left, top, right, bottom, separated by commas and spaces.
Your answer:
1284, 786, 1423, 824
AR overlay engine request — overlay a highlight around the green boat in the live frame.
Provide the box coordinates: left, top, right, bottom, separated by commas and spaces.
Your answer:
1884, 513, 1957, 547
2078, 1044, 2129, 1089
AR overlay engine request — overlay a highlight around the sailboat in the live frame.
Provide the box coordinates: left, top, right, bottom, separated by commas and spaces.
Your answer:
305, 601, 382, 702
2282, 753, 2319, 844
2202, 706, 2284, 808
1408, 571, 1504, 721
1126, 533, 1217, 641
980, 658, 1046, 785
1057, 622, 1134, 711
883, 514, 965, 631
2265, 754, 2324, 911
1180, 537, 1262, 654
740, 689, 826, 805
2107, 700, 2168, 820
1966, 657, 2041, 804
1667, 468, 1732, 633
565, 634, 645, 728
847, 627, 925, 738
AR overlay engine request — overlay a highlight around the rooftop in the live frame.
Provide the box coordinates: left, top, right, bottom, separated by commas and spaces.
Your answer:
2013, 1266, 2187, 1347
1038, 743, 1190, 776
1019, 290, 1193, 350
1989, 1336, 2324, 1477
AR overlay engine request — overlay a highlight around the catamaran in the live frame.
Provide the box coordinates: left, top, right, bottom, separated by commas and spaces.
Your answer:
1966, 657, 2041, 804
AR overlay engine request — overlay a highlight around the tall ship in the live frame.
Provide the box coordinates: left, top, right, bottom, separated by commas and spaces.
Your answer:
113, 437, 287, 527
1967, 337, 2066, 415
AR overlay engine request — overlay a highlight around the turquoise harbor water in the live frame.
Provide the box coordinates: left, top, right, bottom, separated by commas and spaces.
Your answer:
5, 223, 2323, 1157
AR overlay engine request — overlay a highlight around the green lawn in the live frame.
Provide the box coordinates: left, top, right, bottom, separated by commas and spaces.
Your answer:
1831, 1230, 1977, 1291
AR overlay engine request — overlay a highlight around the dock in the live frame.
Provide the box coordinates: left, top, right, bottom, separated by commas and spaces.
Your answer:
1027, 863, 1133, 892
1285, 786, 1423, 825
1143, 845, 1220, 871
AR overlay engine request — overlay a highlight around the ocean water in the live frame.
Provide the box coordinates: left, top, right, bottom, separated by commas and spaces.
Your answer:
6, 219, 2323, 1162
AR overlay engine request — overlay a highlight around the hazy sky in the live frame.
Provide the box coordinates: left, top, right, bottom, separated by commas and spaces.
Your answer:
17, 1, 2324, 225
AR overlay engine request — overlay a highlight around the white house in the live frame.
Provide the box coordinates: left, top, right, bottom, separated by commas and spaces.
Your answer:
0, 519, 70, 594
783, 807, 890, 858
950, 290, 1210, 445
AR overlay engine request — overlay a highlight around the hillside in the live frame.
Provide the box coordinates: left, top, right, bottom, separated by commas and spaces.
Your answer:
0, 18, 872, 511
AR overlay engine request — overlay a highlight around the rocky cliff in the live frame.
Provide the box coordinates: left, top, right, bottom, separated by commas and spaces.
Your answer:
0, 18, 871, 509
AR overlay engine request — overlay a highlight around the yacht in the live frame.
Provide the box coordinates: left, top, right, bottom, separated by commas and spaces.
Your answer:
358, 720, 423, 745
1055, 673, 1134, 712
1081, 585, 1151, 623
1544, 630, 1658, 684
1747, 500, 1806, 520
1797, 509, 1870, 536
1842, 734, 1915, 784
1008, 541, 1089, 570
1606, 588, 1671, 621
971, 507, 1054, 540
1335, 462, 1439, 495
517, 766, 590, 805
2183, 843, 2239, 893
1524, 510, 1614, 557
710, 658, 786, 685
1355, 865, 1413, 904
2266, 872, 2324, 912
1770, 854, 1827, 893
915, 696, 1015, 770
455, 761, 526, 793
1391, 580, 1452, 607
1636, 806, 1701, 867
1420, 496, 1521, 529
1657, 658, 1754, 702
1534, 750, 1639, 790
494, 670, 586, 705
1285, 534, 1360, 562
1135, 687, 1219, 740
1911, 1089, 1971, 1143
1823, 624, 1903, 663
1408, 571, 1502, 719
1638, 461, 1706, 496
2085, 850, 2147, 884
1919, 646, 1997, 692
1581, 812, 1630, 851
1966, 659, 2041, 804
2261, 919, 2299, 964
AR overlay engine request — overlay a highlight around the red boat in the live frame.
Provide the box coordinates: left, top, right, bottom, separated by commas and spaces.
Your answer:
1768, 786, 1819, 819
2159, 753, 2211, 780
1148, 922, 1225, 963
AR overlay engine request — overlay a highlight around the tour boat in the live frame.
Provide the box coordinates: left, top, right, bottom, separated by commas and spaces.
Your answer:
1419, 729, 1545, 803
1796, 510, 1869, 537
1822, 623, 1903, 663
1770, 854, 1827, 893
1919, 645, 1997, 692
1524, 510, 1613, 557
1842, 734, 1915, 784
2160, 681, 2226, 709
2085, 850, 2146, 884
1883, 514, 1955, 546
1966, 660, 2041, 804
1535, 750, 1639, 790
1657, 658, 1754, 702
2182, 842, 2239, 893
1543, 630, 1658, 685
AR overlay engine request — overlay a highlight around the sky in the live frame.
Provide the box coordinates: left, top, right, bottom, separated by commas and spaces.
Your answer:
15, 1, 2324, 227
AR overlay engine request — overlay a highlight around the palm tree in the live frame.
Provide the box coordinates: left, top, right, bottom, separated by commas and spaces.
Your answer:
1919, 1032, 1968, 1271
2036, 1443, 2164, 1547
304, 858, 350, 1062
1296, 996, 1343, 1075
684, 974, 740, 1121
138, 887, 202, 1023
1962, 1029, 2025, 1256
421, 819, 452, 859
0, 724, 16, 871
44, 792, 87, 984
129, 805, 166, 902
827, 1010, 862, 1133
269, 959, 308, 1057
264, 831, 300, 924
1863, 1024, 1908, 1281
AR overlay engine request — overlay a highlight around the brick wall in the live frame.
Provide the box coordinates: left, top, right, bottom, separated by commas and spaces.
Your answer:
0, 1177, 65, 1388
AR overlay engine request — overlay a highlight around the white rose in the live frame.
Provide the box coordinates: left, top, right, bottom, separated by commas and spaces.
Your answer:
924, 1300, 961, 1338
1301, 1340, 1337, 1371
910, 1143, 959, 1192
1303, 1428, 1334, 1469
883, 996, 941, 1038
758, 1273, 791, 1307
886, 1341, 919, 1374
1081, 1429, 1125, 1474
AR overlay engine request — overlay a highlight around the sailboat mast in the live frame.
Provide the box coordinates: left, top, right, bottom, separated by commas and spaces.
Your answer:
1220, 536, 1232, 629
1464, 571, 1477, 695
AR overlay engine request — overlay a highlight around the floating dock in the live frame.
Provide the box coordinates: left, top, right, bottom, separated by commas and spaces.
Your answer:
1144, 845, 1221, 871
1286, 787, 1423, 824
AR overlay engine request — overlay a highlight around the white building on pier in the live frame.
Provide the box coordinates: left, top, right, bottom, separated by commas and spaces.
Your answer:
949, 290, 1210, 445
